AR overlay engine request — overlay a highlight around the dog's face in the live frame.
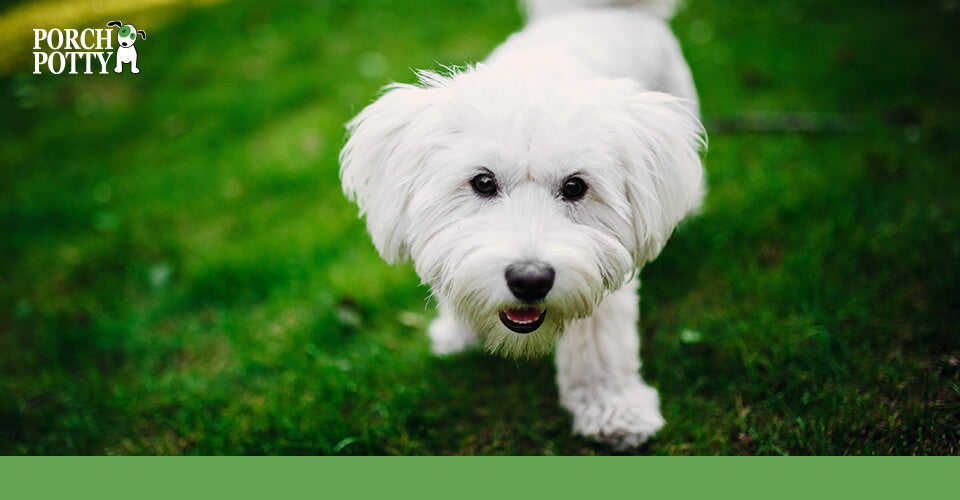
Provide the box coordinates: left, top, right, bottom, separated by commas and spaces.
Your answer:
341, 67, 704, 358
117, 24, 138, 47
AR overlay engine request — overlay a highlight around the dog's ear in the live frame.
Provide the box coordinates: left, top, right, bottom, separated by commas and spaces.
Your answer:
340, 82, 442, 263
106, 20, 122, 28
616, 90, 706, 267
137, 30, 147, 40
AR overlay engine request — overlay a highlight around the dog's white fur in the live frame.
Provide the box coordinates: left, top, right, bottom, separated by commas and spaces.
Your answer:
340, 0, 704, 449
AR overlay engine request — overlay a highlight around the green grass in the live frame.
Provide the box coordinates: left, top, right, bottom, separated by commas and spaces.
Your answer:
1, 0, 958, 455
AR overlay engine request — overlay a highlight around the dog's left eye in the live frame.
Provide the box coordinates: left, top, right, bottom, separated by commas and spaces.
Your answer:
470, 173, 498, 197
560, 177, 588, 201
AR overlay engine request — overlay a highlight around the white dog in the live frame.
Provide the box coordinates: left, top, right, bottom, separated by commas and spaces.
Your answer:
107, 21, 146, 74
340, 0, 704, 450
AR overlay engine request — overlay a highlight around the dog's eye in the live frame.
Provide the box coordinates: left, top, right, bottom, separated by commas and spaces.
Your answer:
470, 173, 498, 197
560, 177, 588, 201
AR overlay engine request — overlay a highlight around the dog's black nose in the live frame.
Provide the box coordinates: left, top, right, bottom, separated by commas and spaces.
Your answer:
505, 261, 555, 302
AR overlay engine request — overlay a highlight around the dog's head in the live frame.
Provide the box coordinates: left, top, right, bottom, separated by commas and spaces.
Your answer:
341, 66, 704, 358
107, 21, 146, 48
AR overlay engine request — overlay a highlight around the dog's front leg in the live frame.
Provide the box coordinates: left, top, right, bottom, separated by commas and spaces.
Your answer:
555, 279, 665, 450
428, 301, 478, 355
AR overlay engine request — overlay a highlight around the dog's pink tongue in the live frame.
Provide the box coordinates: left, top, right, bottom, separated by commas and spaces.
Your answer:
504, 307, 543, 323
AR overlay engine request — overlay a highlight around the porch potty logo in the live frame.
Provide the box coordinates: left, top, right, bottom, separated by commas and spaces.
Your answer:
33, 20, 147, 75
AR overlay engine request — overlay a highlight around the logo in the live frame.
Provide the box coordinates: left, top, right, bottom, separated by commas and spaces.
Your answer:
33, 20, 147, 75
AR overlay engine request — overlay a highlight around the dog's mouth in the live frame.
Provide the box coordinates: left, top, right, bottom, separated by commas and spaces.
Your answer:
499, 307, 546, 334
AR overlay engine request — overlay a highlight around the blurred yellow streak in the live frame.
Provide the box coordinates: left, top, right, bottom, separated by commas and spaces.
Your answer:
0, 0, 226, 74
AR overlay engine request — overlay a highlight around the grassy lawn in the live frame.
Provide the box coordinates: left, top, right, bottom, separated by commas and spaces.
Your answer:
1, 0, 958, 455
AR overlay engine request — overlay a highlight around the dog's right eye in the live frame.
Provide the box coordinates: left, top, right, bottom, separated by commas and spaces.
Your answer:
470, 173, 498, 197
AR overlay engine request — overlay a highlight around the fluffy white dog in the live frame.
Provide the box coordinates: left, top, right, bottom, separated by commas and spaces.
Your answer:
340, 0, 705, 450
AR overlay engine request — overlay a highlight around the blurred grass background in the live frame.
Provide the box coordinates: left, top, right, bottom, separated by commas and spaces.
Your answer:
1, 0, 958, 455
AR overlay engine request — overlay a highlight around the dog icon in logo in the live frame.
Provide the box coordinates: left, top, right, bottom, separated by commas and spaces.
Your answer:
107, 20, 146, 74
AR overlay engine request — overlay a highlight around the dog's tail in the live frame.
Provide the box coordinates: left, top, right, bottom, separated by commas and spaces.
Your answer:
522, 0, 680, 21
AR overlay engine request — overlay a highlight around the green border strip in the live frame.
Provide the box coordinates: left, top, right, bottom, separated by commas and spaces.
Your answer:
3, 457, 958, 498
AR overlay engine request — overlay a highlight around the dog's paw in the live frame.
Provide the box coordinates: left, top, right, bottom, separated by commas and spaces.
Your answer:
427, 315, 478, 356
566, 384, 665, 451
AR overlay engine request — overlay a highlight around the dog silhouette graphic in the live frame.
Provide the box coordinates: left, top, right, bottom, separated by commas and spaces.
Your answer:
107, 20, 146, 74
